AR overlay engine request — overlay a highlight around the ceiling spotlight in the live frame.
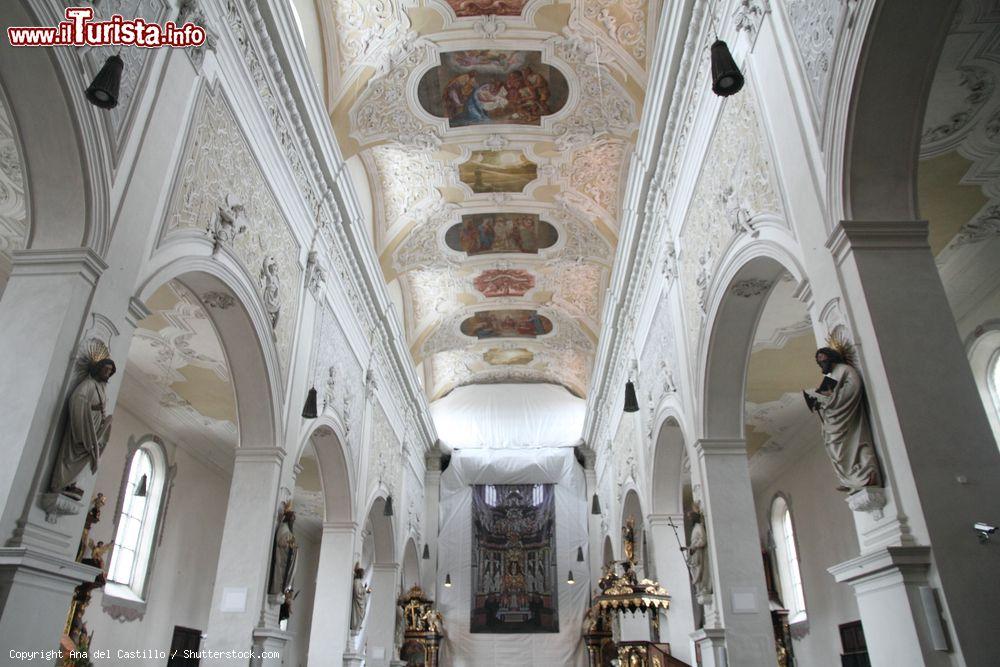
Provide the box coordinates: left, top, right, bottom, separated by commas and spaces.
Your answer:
383, 495, 394, 517
85, 55, 124, 109
577, 546, 584, 563
423, 544, 430, 559
567, 570, 575, 585
591, 493, 601, 515
711, 40, 744, 97
444, 573, 452, 588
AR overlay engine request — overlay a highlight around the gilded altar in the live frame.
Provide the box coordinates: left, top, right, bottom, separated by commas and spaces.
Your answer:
398, 586, 444, 667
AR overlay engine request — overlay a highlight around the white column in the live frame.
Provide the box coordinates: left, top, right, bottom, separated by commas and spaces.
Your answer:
0, 249, 106, 540
648, 513, 695, 664
365, 562, 401, 667
203, 447, 285, 665
694, 438, 776, 667
0, 249, 120, 661
583, 452, 603, 587
420, 455, 441, 595
829, 547, 949, 666
307, 521, 357, 665
827, 221, 1000, 665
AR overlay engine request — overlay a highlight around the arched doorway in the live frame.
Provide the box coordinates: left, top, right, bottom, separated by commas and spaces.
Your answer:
649, 416, 696, 663
302, 421, 356, 665
350, 495, 396, 667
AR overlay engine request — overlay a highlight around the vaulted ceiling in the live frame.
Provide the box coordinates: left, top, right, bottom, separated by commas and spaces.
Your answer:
304, 0, 660, 399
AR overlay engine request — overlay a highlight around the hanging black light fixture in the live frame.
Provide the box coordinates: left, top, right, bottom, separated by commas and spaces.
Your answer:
422, 544, 430, 560
301, 387, 318, 419
567, 570, 576, 585
591, 493, 601, 515
710, 40, 744, 97
85, 55, 124, 109
576, 546, 584, 563
135, 473, 148, 497
383, 495, 394, 517
444, 573, 452, 588
624, 380, 640, 413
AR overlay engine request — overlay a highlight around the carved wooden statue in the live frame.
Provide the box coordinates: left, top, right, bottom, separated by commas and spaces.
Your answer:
50, 342, 116, 501
803, 339, 882, 493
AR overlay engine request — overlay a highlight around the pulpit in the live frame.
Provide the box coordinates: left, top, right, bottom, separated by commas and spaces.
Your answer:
582, 559, 691, 667
397, 586, 445, 667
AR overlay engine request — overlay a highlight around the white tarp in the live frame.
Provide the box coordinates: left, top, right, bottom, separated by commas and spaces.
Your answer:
436, 448, 589, 667
431, 383, 585, 451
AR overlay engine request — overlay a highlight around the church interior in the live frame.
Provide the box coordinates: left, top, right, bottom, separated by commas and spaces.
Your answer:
1, 0, 999, 665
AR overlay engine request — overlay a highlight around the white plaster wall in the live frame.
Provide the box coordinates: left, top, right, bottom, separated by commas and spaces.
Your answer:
85, 405, 231, 663
754, 444, 861, 667
283, 528, 321, 667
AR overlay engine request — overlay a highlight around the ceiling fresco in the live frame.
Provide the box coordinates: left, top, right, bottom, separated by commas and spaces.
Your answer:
317, 0, 660, 398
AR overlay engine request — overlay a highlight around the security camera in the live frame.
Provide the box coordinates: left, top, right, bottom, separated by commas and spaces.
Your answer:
974, 522, 996, 543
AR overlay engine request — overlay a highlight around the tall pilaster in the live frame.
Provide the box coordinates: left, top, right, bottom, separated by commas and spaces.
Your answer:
694, 438, 776, 666
826, 220, 1000, 665
420, 454, 441, 595
307, 521, 357, 665
366, 562, 401, 667
203, 447, 285, 665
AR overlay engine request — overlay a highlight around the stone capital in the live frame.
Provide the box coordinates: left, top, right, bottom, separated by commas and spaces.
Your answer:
826, 220, 930, 264
694, 438, 747, 457
10, 247, 107, 284
828, 545, 932, 586
233, 446, 286, 466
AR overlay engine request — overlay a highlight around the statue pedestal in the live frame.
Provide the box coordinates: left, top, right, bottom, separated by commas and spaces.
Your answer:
250, 626, 289, 667
0, 547, 99, 659
690, 628, 727, 667
343, 652, 365, 667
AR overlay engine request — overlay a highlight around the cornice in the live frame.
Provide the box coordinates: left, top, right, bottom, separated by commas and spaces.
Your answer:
217, 0, 437, 448
586, 0, 722, 448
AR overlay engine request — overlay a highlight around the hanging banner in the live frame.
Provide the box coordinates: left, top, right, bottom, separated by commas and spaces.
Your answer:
470, 483, 559, 633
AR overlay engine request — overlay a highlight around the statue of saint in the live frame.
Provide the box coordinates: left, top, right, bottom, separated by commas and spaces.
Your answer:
50, 349, 116, 500
803, 344, 882, 492
682, 503, 712, 601
259, 255, 281, 328
267, 503, 298, 596
350, 563, 371, 632
622, 516, 636, 565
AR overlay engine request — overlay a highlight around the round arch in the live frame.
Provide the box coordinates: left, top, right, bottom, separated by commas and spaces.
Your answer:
0, 2, 110, 253
401, 537, 420, 590
700, 242, 807, 440
602, 534, 614, 567
364, 495, 396, 565
651, 415, 688, 516
837, 0, 957, 221
300, 419, 354, 524
135, 255, 284, 450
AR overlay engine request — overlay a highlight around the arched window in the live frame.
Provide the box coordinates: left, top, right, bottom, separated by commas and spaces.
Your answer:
770, 496, 807, 623
107, 440, 168, 600
967, 327, 1000, 448
990, 350, 1000, 423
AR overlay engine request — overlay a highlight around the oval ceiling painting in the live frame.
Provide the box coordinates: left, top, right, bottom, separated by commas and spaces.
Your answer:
446, 213, 558, 256
460, 310, 553, 339
418, 50, 569, 128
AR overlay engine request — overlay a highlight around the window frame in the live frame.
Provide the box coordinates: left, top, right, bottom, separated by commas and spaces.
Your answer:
105, 435, 174, 604
770, 494, 808, 624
